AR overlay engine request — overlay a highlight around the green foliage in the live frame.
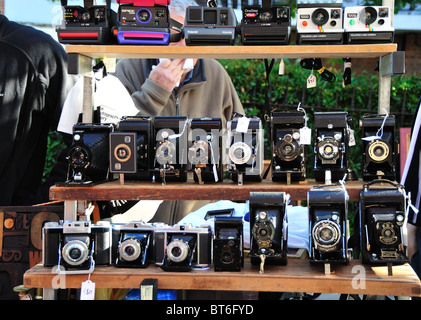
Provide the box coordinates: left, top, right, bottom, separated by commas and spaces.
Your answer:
43, 130, 66, 183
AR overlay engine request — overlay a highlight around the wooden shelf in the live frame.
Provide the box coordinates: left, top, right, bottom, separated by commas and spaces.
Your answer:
49, 179, 367, 202
24, 258, 421, 297
65, 43, 397, 60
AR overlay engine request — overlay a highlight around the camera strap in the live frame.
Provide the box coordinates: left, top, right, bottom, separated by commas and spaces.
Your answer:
169, 18, 184, 43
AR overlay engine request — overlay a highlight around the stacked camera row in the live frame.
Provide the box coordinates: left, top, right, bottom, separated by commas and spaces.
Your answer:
61, 111, 399, 186
56, 0, 394, 46
42, 180, 410, 274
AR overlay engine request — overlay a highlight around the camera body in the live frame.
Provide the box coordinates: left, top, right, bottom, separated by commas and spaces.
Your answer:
112, 221, 155, 268
57, 0, 117, 44
213, 216, 244, 272
154, 223, 212, 272
116, 0, 171, 45
308, 185, 350, 265
344, 6, 394, 44
184, 6, 238, 45
248, 192, 288, 266
360, 114, 399, 182
188, 118, 223, 183
313, 112, 350, 183
226, 115, 264, 185
240, 1, 291, 45
153, 116, 188, 183
63, 123, 114, 185
42, 220, 112, 274
110, 116, 154, 181
271, 110, 307, 182
296, 0, 344, 45
360, 180, 408, 265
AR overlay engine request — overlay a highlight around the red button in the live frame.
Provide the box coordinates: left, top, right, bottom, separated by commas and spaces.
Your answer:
302, 21, 308, 27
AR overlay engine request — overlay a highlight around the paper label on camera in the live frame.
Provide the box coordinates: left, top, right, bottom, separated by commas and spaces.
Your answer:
80, 280, 95, 300
348, 129, 356, 146
307, 74, 317, 88
236, 117, 250, 133
300, 127, 312, 145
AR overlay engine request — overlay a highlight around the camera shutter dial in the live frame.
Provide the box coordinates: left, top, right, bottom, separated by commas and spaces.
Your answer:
156, 140, 176, 164
312, 220, 341, 252
317, 138, 340, 162
166, 239, 190, 263
119, 238, 142, 262
311, 8, 329, 26
367, 139, 390, 163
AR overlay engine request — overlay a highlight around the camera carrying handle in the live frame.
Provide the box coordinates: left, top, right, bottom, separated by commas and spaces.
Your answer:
363, 179, 403, 190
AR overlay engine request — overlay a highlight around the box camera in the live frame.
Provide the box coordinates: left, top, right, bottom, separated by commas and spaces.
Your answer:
213, 216, 244, 272
359, 179, 409, 265
226, 115, 264, 185
344, 6, 394, 44
240, 0, 291, 45
62, 123, 114, 185
360, 114, 399, 182
154, 223, 212, 272
110, 116, 154, 181
270, 110, 307, 183
153, 116, 188, 184
42, 220, 112, 274
184, 6, 238, 45
188, 117, 223, 183
112, 221, 155, 268
313, 112, 351, 183
308, 185, 350, 267
248, 192, 288, 267
116, 0, 171, 45
57, 0, 117, 44
296, 0, 344, 45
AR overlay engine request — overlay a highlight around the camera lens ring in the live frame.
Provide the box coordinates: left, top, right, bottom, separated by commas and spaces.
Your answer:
62, 240, 89, 266
136, 8, 152, 24
220, 245, 235, 264
156, 140, 176, 164
361, 6, 378, 25
317, 138, 339, 161
119, 238, 142, 262
312, 220, 341, 252
311, 8, 329, 26
379, 222, 398, 245
275, 136, 299, 161
68, 145, 91, 169
114, 144, 132, 163
229, 142, 252, 165
259, 10, 273, 22
367, 139, 390, 163
189, 140, 209, 165
166, 239, 190, 263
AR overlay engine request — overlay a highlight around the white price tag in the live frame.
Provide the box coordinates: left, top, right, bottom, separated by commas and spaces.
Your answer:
80, 280, 95, 300
348, 129, 356, 146
236, 116, 250, 133
299, 127, 312, 145
307, 74, 317, 88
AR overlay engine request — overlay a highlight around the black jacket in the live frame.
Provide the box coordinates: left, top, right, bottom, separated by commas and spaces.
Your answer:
0, 15, 69, 205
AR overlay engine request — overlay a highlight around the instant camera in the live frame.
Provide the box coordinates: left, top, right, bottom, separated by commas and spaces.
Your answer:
240, 0, 291, 45
184, 6, 238, 45
344, 6, 394, 44
296, 0, 344, 45
56, 0, 117, 44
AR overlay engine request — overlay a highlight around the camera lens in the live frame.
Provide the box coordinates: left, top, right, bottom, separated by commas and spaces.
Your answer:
69, 146, 89, 168
259, 10, 273, 22
367, 140, 390, 163
115, 144, 131, 162
311, 8, 329, 26
380, 222, 398, 245
166, 239, 190, 263
137, 8, 152, 24
119, 238, 142, 262
361, 7, 377, 25
312, 220, 341, 252
189, 140, 209, 165
62, 240, 89, 266
156, 140, 176, 164
220, 246, 234, 264
69, 248, 82, 260
81, 10, 90, 22
229, 142, 252, 165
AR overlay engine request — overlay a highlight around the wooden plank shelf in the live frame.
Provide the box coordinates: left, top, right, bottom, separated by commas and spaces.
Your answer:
65, 43, 397, 60
23, 258, 421, 297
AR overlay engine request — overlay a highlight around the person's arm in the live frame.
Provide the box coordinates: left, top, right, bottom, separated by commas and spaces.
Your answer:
407, 223, 419, 261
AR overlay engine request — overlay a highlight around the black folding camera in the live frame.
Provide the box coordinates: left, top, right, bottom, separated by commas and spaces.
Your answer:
153, 116, 189, 184
188, 118, 223, 183
313, 112, 351, 183
110, 116, 154, 181
308, 185, 350, 268
42, 220, 112, 274
184, 6, 238, 45
112, 221, 155, 268
57, 0, 117, 44
63, 123, 114, 185
154, 223, 212, 272
248, 192, 288, 267
226, 115, 264, 185
270, 110, 307, 183
213, 216, 244, 272
360, 114, 399, 182
240, 0, 291, 45
116, 0, 171, 45
359, 179, 409, 265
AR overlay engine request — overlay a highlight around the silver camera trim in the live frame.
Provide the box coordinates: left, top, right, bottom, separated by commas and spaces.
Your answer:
118, 238, 142, 262
166, 238, 190, 263
62, 240, 90, 266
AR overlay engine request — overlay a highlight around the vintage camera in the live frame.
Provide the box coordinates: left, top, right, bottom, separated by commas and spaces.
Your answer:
154, 223, 212, 272
296, 0, 344, 45
240, 0, 291, 45
57, 0, 117, 44
112, 221, 155, 268
62, 123, 114, 185
213, 216, 244, 272
226, 115, 264, 185
248, 192, 288, 268
110, 116, 154, 181
184, 6, 238, 45
116, 0, 171, 45
359, 179, 409, 265
153, 116, 188, 184
308, 185, 350, 268
188, 118, 223, 183
270, 110, 307, 183
360, 114, 399, 182
313, 112, 351, 183
344, 6, 394, 44
42, 220, 112, 274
